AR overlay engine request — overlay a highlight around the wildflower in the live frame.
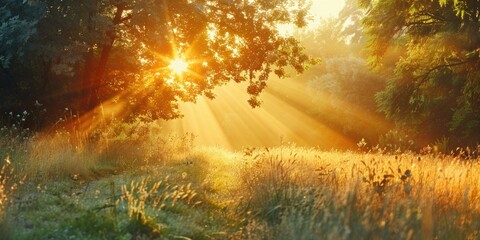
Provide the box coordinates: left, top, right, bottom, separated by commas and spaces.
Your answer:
357, 138, 367, 148
71, 174, 79, 181
23, 110, 28, 115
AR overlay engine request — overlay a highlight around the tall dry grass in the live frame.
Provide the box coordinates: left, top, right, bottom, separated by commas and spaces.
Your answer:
236, 146, 480, 239
12, 120, 196, 181
2, 113, 479, 239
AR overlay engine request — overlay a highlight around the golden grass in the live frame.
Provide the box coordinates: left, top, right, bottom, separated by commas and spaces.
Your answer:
24, 132, 97, 180
1, 128, 479, 239
235, 146, 480, 239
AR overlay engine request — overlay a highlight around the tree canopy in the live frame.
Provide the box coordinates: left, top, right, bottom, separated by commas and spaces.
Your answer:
362, 0, 480, 145
0, 0, 313, 126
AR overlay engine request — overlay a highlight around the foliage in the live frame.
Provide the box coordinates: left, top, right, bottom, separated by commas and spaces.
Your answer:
362, 0, 480, 145
0, 0, 314, 127
378, 129, 416, 153
0, 0, 44, 68
300, 2, 390, 145
308, 56, 386, 137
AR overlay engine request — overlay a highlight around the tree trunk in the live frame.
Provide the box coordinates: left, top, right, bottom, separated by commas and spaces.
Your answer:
85, 3, 126, 110
81, 48, 95, 109
81, 0, 98, 111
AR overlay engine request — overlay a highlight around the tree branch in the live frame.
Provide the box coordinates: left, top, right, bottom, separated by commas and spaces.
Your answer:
417, 58, 476, 84
405, 20, 444, 27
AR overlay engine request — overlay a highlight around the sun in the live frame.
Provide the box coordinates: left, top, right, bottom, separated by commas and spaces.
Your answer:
169, 58, 189, 75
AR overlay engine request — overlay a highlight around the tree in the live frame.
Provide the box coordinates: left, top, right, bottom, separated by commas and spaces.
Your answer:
296, 0, 391, 145
0, 0, 314, 126
361, 0, 480, 145
308, 56, 386, 140
0, 0, 44, 111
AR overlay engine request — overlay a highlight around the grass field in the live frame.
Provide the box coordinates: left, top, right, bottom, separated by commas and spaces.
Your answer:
1, 129, 480, 239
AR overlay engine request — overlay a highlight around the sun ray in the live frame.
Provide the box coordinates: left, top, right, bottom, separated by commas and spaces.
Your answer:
160, 78, 362, 150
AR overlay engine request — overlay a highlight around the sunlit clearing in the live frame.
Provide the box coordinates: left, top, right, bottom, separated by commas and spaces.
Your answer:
159, 79, 377, 150
169, 58, 188, 75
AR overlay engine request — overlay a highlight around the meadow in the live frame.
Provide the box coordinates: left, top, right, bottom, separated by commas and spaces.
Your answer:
3, 0, 480, 239
1, 122, 479, 240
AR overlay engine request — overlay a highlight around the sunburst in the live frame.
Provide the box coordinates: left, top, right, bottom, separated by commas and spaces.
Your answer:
169, 58, 189, 75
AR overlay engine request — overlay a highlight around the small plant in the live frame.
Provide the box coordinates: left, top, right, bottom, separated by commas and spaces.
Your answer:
359, 158, 413, 196
119, 177, 200, 237
452, 145, 480, 160
0, 156, 23, 220
378, 129, 416, 153
434, 137, 449, 154
360, 162, 394, 195
0, 111, 32, 157
357, 138, 368, 152
243, 147, 257, 157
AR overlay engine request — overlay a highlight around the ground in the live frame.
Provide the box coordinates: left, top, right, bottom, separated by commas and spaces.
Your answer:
1, 137, 480, 239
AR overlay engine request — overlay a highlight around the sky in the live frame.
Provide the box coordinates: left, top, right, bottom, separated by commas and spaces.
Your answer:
310, 0, 346, 21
